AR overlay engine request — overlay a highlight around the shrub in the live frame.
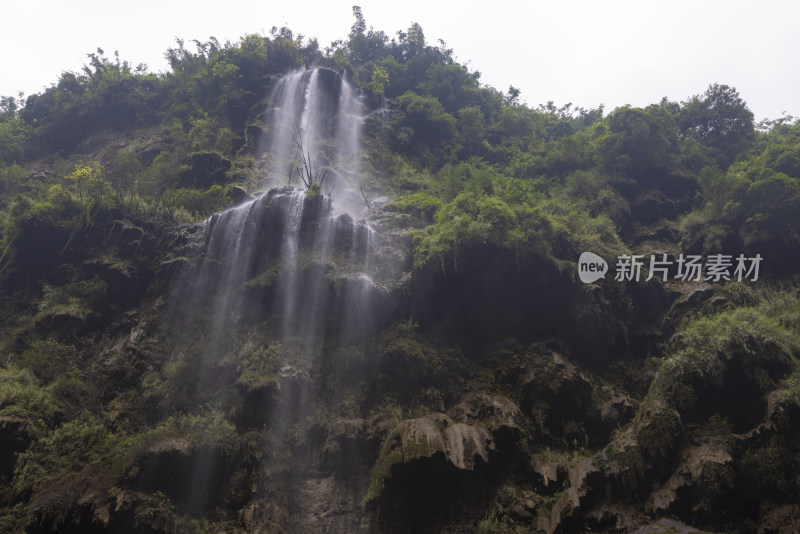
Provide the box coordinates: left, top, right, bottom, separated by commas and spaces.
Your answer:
0, 366, 60, 425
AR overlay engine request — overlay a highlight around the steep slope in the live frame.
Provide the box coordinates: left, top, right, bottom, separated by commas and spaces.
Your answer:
0, 18, 799, 534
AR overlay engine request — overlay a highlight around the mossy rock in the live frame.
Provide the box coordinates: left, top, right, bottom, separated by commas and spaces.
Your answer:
364, 413, 494, 506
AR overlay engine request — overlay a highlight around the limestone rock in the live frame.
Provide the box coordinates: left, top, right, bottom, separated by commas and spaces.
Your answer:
387, 413, 493, 470
451, 392, 528, 435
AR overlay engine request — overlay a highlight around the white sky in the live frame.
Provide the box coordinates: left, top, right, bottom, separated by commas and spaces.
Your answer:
2, 0, 798, 122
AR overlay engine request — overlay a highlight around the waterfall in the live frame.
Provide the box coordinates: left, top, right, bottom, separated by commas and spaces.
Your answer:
169, 67, 379, 351
156, 67, 398, 527
263, 68, 367, 216
194, 67, 377, 348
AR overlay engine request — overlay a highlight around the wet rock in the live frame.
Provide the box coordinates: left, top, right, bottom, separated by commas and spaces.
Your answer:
406, 244, 575, 347
322, 418, 380, 473
315, 67, 343, 100
532, 456, 563, 488
766, 388, 800, 438
136, 147, 163, 166
520, 351, 602, 441
600, 394, 639, 429
365, 412, 496, 510
650, 440, 734, 514
630, 222, 682, 248
365, 412, 509, 532
235, 364, 309, 430
548, 457, 604, 532
29, 171, 50, 183
131, 439, 236, 516
602, 429, 647, 497
451, 392, 529, 435
662, 281, 714, 333
567, 284, 633, 365
385, 413, 493, 470
244, 124, 268, 157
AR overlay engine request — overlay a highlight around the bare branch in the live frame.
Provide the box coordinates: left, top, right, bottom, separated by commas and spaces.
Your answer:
287, 132, 330, 194
360, 186, 371, 209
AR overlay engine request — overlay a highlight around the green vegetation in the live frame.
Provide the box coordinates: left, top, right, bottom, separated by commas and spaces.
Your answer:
650, 298, 799, 423
0, 6, 799, 534
1, 7, 796, 276
0, 366, 61, 426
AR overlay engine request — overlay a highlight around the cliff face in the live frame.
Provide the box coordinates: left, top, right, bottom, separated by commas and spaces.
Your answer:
1, 45, 799, 533
1, 173, 797, 534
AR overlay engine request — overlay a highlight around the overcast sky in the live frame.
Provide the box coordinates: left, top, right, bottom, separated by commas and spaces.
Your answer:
2, 0, 798, 122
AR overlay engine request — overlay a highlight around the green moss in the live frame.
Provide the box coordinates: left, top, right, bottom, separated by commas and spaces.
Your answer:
634, 402, 682, 461
739, 435, 796, 497
370, 399, 405, 429
10, 406, 239, 524
774, 365, 800, 405
171, 184, 233, 218
362, 448, 404, 508
704, 413, 735, 447
605, 427, 646, 487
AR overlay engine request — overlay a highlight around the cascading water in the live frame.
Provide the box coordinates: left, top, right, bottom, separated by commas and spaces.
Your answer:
158, 67, 399, 529
169, 67, 379, 356
262, 68, 366, 216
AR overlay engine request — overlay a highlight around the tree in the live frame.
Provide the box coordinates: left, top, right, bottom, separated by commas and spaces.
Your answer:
457, 106, 486, 154
395, 91, 456, 147
417, 63, 481, 113
398, 22, 426, 60
0, 115, 28, 165
107, 149, 143, 209
65, 164, 110, 207
680, 84, 755, 168
597, 104, 679, 179
350, 5, 367, 37
367, 65, 389, 97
